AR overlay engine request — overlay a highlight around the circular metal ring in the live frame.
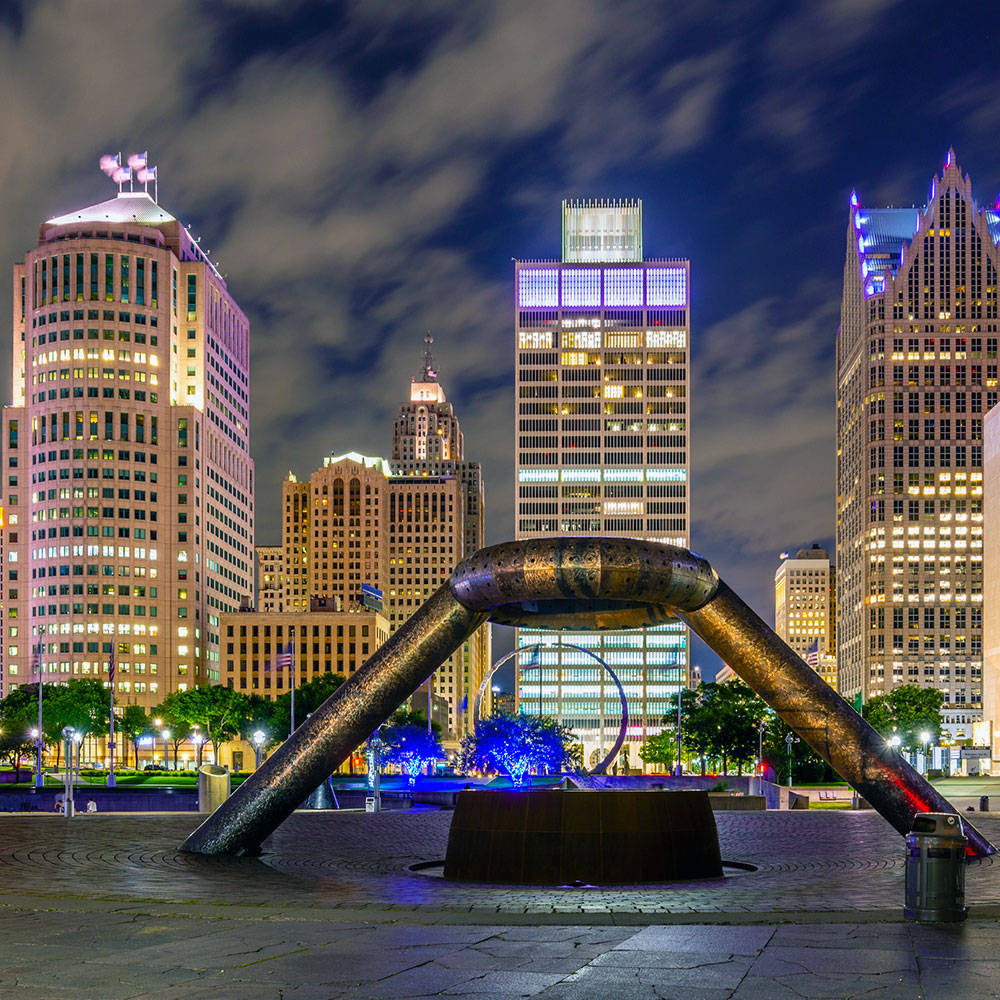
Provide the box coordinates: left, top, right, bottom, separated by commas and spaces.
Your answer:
472, 641, 628, 775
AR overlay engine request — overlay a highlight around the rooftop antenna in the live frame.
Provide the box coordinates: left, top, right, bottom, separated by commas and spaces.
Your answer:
420, 331, 437, 382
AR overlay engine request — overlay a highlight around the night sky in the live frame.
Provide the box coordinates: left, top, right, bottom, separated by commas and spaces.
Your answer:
2, 1, 999, 678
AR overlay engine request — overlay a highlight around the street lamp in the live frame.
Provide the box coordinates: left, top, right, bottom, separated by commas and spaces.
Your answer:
785, 733, 800, 787
674, 688, 683, 776
888, 734, 902, 753
757, 719, 767, 793
161, 729, 171, 770
253, 731, 265, 770
192, 731, 205, 769
30, 728, 42, 789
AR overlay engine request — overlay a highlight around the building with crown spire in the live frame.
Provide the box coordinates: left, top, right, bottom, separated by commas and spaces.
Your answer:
240, 339, 488, 741
837, 150, 997, 739
3, 168, 254, 709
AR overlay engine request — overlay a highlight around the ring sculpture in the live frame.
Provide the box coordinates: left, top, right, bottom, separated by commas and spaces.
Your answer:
472, 641, 628, 775
181, 537, 995, 857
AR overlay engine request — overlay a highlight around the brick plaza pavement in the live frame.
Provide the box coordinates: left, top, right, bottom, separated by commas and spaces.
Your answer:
0, 809, 998, 997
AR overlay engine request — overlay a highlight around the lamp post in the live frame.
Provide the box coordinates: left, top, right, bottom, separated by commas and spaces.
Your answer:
920, 730, 931, 773
161, 729, 171, 771
757, 719, 767, 794
674, 688, 683, 776
153, 718, 162, 769
30, 728, 42, 789
253, 731, 265, 770
192, 731, 205, 769
785, 732, 800, 787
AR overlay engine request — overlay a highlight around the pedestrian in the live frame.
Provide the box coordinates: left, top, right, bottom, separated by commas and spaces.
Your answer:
53, 796, 64, 814
85, 798, 97, 813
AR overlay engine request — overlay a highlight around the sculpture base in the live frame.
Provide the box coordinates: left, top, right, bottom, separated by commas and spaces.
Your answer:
443, 789, 722, 884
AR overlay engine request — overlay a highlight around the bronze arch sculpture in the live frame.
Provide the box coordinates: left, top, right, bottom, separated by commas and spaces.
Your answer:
471, 641, 629, 774
181, 538, 995, 857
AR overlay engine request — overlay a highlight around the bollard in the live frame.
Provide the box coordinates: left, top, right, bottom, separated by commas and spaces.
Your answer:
904, 813, 967, 922
197, 764, 230, 814
980, 795, 990, 812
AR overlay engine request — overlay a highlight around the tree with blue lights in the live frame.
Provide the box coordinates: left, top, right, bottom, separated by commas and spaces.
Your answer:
459, 713, 581, 786
379, 723, 443, 786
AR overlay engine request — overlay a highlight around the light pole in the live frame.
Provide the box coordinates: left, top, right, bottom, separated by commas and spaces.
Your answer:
161, 729, 171, 771
920, 730, 931, 772
757, 719, 766, 794
153, 718, 162, 768
785, 732, 800, 787
674, 688, 683, 776
30, 728, 42, 789
253, 731, 265, 770
192, 732, 205, 769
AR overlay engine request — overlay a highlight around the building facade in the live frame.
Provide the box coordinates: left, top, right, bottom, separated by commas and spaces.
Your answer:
514, 199, 690, 767
836, 151, 996, 739
389, 338, 489, 736
3, 182, 254, 708
980, 405, 1000, 757
774, 545, 836, 687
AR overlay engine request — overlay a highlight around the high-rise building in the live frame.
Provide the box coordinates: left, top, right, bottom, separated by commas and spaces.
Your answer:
514, 199, 690, 767
3, 175, 254, 708
836, 150, 995, 739
979, 405, 1000, 755
248, 348, 489, 739
389, 338, 489, 737
774, 545, 836, 687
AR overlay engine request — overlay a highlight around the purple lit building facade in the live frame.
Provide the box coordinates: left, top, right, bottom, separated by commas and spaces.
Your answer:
515, 199, 690, 769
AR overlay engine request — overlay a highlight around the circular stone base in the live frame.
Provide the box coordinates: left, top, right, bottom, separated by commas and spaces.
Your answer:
443, 789, 722, 884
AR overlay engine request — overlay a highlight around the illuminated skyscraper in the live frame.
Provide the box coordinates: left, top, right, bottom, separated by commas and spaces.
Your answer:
837, 150, 995, 739
3, 169, 254, 707
514, 199, 690, 768
774, 545, 836, 687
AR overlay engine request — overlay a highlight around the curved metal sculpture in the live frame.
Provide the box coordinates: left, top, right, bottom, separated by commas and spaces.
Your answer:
181, 537, 995, 857
472, 641, 628, 774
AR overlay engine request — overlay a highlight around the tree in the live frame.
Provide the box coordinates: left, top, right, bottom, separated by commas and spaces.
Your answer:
157, 686, 251, 761
389, 706, 443, 736
269, 672, 345, 739
638, 732, 675, 772
380, 723, 443, 785
0, 690, 36, 781
118, 705, 149, 769
458, 714, 581, 786
863, 684, 944, 750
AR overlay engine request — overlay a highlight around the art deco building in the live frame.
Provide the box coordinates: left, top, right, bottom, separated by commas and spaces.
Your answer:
390, 338, 489, 736
514, 199, 690, 767
836, 151, 996, 739
774, 545, 836, 687
247, 351, 488, 738
3, 180, 254, 708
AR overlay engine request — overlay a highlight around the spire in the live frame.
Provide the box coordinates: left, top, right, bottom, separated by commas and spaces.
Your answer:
418, 331, 438, 383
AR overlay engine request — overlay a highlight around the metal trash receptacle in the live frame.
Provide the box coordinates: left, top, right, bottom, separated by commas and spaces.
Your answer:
904, 812, 967, 922
980, 795, 990, 812
198, 764, 230, 814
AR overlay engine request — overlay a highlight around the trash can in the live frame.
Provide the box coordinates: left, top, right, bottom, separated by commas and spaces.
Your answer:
980, 795, 990, 812
904, 813, 967, 922
197, 764, 230, 814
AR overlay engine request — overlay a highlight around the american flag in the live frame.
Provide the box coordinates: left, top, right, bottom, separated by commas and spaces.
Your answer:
805, 639, 820, 669
32, 641, 42, 681
108, 645, 115, 686
277, 640, 294, 676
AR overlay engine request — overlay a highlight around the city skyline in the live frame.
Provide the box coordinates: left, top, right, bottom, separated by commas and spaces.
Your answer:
1, 4, 1000, 676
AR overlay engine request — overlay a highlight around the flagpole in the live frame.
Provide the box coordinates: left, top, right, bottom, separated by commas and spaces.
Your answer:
34, 632, 44, 789
289, 635, 295, 738
107, 645, 116, 788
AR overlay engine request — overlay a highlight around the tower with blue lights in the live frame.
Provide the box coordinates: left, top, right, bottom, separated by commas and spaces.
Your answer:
514, 199, 691, 769
837, 150, 998, 740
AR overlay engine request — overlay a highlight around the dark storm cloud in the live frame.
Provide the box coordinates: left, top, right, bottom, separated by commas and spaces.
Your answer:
2, 0, 998, 671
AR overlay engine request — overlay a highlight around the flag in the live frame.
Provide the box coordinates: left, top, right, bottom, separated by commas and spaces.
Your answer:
137, 165, 156, 183
108, 645, 115, 687
32, 641, 41, 681
805, 639, 820, 669
127, 152, 147, 171
277, 640, 294, 676
99, 154, 120, 175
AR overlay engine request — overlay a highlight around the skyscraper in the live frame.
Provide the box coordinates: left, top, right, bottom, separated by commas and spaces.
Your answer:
774, 545, 836, 687
248, 345, 489, 739
3, 171, 255, 707
514, 199, 690, 768
390, 337, 489, 737
836, 150, 995, 739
